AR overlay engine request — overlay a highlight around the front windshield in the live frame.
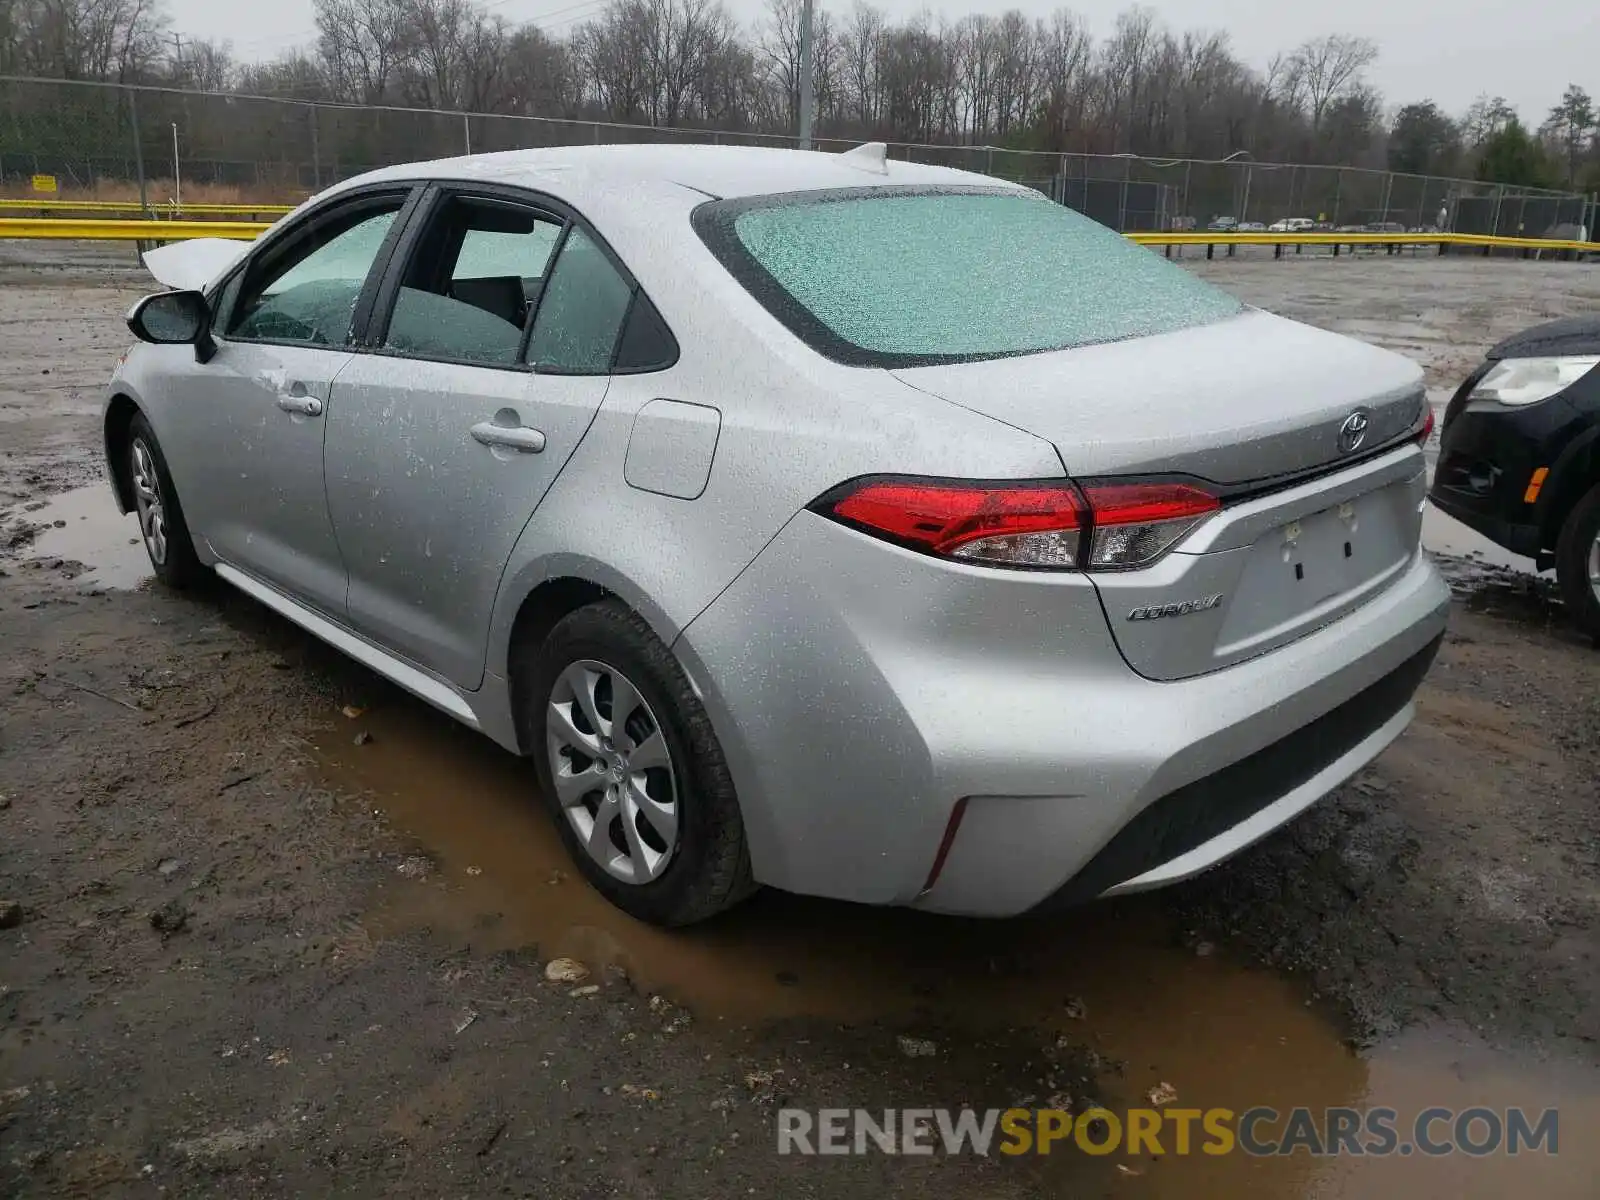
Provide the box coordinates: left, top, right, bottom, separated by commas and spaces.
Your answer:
695, 187, 1244, 367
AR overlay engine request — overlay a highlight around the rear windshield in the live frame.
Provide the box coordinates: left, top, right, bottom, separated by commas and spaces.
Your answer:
693, 187, 1243, 368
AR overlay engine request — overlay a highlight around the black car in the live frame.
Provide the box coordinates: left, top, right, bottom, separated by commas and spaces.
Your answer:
1430, 317, 1600, 637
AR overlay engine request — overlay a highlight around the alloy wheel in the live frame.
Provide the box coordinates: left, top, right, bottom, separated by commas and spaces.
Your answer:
130, 437, 168, 566
546, 659, 680, 884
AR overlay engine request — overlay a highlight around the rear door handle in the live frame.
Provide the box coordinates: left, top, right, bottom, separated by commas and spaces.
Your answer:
276, 394, 323, 417
471, 422, 546, 454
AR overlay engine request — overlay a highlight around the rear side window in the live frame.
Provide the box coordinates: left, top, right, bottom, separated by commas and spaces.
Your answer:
694, 187, 1243, 368
525, 227, 634, 374
383, 196, 563, 367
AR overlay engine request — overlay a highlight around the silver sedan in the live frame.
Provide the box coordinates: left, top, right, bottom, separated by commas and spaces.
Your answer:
104, 143, 1449, 925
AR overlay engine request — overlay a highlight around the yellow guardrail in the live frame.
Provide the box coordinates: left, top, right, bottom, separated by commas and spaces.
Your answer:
0, 217, 270, 240
0, 198, 295, 216
0, 217, 1591, 256
1130, 230, 1598, 253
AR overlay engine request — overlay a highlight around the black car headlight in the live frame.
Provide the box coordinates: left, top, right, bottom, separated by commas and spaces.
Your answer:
1468, 355, 1600, 407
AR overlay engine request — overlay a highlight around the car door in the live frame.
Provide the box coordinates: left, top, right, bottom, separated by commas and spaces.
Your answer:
324, 187, 635, 688
173, 186, 416, 614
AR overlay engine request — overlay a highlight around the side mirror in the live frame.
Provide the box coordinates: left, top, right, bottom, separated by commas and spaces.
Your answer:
127, 290, 216, 363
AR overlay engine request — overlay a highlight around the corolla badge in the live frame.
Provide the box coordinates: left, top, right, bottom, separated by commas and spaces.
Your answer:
1128, 594, 1224, 621
1338, 409, 1372, 454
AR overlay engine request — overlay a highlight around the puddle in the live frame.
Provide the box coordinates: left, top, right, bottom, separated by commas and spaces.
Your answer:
1422, 506, 1533, 574
7, 484, 151, 589
312, 694, 1600, 1198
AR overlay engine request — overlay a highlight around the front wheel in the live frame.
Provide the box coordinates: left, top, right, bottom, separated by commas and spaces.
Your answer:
127, 412, 204, 590
517, 599, 755, 926
1555, 483, 1600, 641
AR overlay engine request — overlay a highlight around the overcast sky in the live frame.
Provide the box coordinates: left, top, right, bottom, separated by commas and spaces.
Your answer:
168, 0, 1596, 122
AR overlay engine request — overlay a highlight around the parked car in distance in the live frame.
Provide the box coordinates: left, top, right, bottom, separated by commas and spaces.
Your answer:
1268, 217, 1317, 233
1367, 221, 1408, 234
106, 143, 1449, 926
1207, 216, 1239, 231
1238, 221, 1268, 232
1430, 318, 1600, 637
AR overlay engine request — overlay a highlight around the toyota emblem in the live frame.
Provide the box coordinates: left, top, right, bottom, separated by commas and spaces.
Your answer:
1338, 410, 1371, 454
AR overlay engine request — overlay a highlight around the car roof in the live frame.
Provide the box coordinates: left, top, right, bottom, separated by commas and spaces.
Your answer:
336, 142, 1018, 205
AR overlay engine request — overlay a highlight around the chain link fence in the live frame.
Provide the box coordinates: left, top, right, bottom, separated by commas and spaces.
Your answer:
2, 74, 1595, 240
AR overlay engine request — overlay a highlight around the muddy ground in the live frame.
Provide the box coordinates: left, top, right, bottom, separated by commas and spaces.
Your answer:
2, 246, 1599, 1198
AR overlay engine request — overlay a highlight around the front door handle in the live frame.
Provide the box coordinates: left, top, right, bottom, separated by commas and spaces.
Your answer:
276, 393, 323, 417
471, 422, 546, 454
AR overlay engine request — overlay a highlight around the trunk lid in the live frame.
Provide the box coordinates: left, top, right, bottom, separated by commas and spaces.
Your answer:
893, 309, 1429, 680
892, 308, 1424, 485
143, 238, 252, 292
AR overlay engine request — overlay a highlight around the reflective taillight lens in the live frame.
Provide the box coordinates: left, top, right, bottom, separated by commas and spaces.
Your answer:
1079, 482, 1221, 569
817, 477, 1219, 571
827, 480, 1086, 567
1416, 405, 1436, 445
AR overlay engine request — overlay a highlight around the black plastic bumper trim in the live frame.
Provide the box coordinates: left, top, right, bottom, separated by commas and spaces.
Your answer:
1031, 632, 1444, 912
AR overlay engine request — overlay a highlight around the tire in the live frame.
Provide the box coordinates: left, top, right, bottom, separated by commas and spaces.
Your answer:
127, 412, 205, 590
516, 598, 755, 926
1554, 482, 1600, 641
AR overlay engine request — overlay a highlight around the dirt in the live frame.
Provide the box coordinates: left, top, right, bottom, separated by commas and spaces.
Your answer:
2, 247, 1600, 1198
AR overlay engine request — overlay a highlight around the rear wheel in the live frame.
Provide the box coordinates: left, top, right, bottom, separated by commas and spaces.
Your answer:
516, 599, 755, 926
127, 412, 204, 590
1554, 483, 1600, 640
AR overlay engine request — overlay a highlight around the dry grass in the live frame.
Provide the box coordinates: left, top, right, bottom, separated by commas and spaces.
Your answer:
0, 179, 308, 207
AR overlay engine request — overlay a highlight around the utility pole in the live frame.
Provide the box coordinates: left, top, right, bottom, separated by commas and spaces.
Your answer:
170, 32, 184, 80
797, 0, 815, 151
172, 123, 181, 208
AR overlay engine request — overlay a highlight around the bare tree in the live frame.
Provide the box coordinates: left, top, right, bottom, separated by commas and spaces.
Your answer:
170, 35, 233, 91
573, 2, 648, 122
236, 50, 329, 100
1461, 94, 1517, 147
1285, 33, 1377, 138
755, 0, 804, 129
1031, 9, 1092, 152
315, 0, 408, 103
574, 0, 738, 127
1095, 6, 1158, 152
12, 0, 168, 81
501, 25, 579, 118
837, 2, 886, 133
398, 0, 513, 110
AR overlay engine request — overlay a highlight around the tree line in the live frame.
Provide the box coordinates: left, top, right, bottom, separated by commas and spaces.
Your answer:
1, 0, 1596, 189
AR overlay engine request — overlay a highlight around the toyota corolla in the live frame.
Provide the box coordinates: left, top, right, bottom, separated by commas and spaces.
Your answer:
104, 143, 1449, 925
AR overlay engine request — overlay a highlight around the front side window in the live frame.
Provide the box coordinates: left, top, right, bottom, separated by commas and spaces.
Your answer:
694, 187, 1244, 367
384, 197, 564, 367
228, 201, 403, 346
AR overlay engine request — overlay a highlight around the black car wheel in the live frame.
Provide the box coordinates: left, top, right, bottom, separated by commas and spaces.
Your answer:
127, 412, 205, 590
1555, 482, 1600, 639
514, 598, 756, 926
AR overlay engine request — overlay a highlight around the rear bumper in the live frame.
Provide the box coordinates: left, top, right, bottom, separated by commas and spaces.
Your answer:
1032, 631, 1440, 911
675, 512, 1450, 917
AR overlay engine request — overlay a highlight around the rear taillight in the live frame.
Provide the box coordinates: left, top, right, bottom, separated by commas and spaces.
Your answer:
1079, 482, 1220, 569
1416, 405, 1436, 445
827, 479, 1086, 567
816, 477, 1219, 571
